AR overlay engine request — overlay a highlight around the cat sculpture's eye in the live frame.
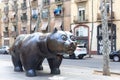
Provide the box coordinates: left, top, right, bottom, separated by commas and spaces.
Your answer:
61, 35, 67, 41
70, 35, 76, 41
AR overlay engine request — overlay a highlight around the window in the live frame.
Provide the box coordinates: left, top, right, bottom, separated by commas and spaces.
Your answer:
21, 27, 27, 31
42, 9, 49, 18
5, 27, 8, 32
14, 26, 17, 31
11, 26, 17, 32
21, 13, 27, 21
54, 5, 62, 16
43, 0, 50, 6
4, 27, 9, 38
21, 0, 27, 10
75, 26, 88, 37
4, 5, 9, 15
32, 9, 38, 20
106, 2, 111, 14
21, 27, 27, 34
78, 7, 85, 21
4, 40, 9, 46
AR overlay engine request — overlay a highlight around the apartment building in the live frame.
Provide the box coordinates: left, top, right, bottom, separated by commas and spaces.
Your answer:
1, 0, 71, 47
71, 0, 120, 54
1, 0, 120, 54
1, 0, 41, 47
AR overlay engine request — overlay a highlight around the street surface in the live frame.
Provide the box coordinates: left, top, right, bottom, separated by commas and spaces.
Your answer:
0, 54, 120, 80
62, 55, 120, 73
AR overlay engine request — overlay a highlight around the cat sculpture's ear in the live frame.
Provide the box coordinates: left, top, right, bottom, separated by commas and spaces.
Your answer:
52, 28, 58, 34
70, 30, 72, 33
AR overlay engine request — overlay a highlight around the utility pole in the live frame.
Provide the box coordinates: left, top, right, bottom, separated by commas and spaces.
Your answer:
89, 0, 94, 58
29, 0, 32, 33
100, 0, 111, 76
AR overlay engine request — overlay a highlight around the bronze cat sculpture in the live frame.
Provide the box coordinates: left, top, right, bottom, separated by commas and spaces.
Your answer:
10, 28, 77, 77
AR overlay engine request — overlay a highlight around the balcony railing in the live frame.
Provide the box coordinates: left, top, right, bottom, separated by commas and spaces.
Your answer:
20, 30, 27, 34
31, 0, 38, 8
73, 16, 88, 23
10, 31, 17, 37
43, 1, 50, 7
55, 0, 63, 5
2, 0, 9, 4
3, 31, 9, 38
97, 11, 115, 21
75, 0, 88, 3
10, 17, 17, 23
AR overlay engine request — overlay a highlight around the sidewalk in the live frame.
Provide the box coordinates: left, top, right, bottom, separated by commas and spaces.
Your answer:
86, 55, 120, 75
0, 55, 120, 80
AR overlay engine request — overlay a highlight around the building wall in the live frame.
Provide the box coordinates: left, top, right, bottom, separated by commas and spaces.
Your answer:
113, 0, 120, 50
49, 0, 71, 31
71, 0, 120, 54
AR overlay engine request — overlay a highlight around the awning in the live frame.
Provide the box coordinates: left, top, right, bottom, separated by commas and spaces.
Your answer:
11, 12, 16, 19
41, 22, 48, 31
54, 19, 62, 30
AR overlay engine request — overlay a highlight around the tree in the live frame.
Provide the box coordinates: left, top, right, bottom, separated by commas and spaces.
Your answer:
100, 0, 111, 76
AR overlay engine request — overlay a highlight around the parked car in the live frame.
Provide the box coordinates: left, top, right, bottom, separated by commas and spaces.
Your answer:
63, 44, 87, 59
0, 46, 9, 54
109, 50, 120, 62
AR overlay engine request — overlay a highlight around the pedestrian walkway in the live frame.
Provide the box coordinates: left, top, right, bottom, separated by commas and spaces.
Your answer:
0, 55, 120, 80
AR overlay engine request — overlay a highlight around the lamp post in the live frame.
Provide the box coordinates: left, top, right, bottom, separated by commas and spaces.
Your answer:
89, 0, 94, 57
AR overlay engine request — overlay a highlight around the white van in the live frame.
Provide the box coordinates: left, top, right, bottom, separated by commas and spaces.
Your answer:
63, 44, 87, 59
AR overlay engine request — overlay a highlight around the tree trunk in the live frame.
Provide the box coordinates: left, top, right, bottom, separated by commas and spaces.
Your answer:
100, 0, 111, 76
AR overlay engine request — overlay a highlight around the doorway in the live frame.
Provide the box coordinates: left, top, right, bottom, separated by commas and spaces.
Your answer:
97, 23, 116, 54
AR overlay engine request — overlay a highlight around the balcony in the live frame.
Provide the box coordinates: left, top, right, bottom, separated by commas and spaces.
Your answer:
43, 0, 50, 7
12, 0, 17, 2
20, 30, 27, 34
31, 0, 38, 8
10, 12, 17, 25
21, 14, 27, 22
54, 7, 63, 17
4, 5, 9, 15
55, 0, 63, 5
2, 0, 9, 4
73, 16, 88, 24
11, 4, 18, 12
75, 0, 88, 3
97, 11, 115, 21
10, 17, 17, 23
3, 16, 9, 24
3, 31, 9, 38
10, 31, 17, 37
21, 3, 27, 10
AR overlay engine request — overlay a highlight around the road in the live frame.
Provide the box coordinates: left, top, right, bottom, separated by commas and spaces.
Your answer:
0, 54, 120, 80
62, 55, 120, 72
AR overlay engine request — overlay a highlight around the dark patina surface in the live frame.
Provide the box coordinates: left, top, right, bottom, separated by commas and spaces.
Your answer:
10, 28, 77, 77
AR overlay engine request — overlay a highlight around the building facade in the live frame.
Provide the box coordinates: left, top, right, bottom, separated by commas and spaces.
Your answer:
71, 0, 120, 54
1, 0, 120, 54
1, 0, 72, 47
